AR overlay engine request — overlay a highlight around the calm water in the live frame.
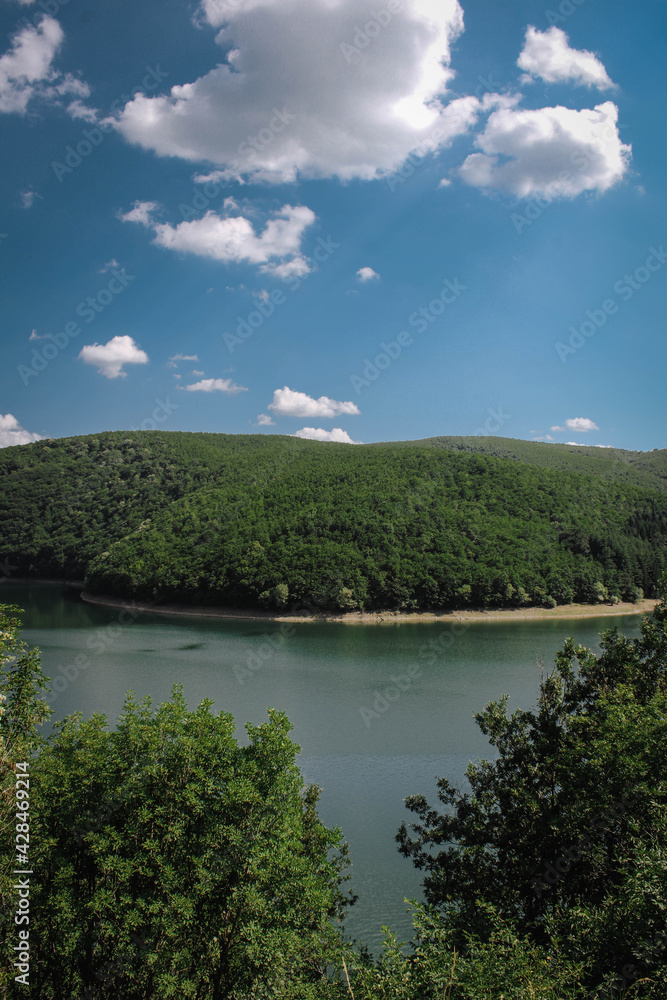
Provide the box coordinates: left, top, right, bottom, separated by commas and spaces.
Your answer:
1, 582, 647, 951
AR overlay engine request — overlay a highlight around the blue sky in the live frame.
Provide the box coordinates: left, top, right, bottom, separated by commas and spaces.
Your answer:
1, 0, 665, 450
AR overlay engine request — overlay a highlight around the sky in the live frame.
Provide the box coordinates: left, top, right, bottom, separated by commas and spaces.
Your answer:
1, 0, 665, 450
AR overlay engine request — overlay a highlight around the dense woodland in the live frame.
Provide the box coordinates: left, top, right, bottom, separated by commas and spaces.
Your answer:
2, 599, 666, 997
1, 431, 666, 612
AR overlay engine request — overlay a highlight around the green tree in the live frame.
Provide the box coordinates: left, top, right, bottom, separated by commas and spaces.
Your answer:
0, 605, 52, 997
29, 689, 353, 998
397, 597, 667, 996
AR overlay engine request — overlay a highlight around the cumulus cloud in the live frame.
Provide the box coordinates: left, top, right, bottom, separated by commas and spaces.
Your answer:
121, 201, 315, 277
255, 413, 275, 426
293, 427, 360, 444
182, 377, 247, 393
0, 15, 63, 114
551, 417, 600, 433
78, 335, 149, 379
0, 16, 89, 116
459, 101, 630, 198
119, 200, 161, 225
518, 26, 616, 90
356, 266, 380, 282
268, 386, 360, 419
0, 413, 42, 448
110, 0, 484, 182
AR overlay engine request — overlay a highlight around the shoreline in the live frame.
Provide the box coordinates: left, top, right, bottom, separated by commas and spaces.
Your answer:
79, 591, 659, 626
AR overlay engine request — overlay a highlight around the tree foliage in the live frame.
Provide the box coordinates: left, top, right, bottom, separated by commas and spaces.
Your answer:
1, 600, 666, 997
397, 595, 667, 997
27, 693, 352, 998
1, 431, 666, 613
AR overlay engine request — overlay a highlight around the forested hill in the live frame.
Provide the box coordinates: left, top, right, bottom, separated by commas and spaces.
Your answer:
385, 436, 667, 494
0, 431, 666, 613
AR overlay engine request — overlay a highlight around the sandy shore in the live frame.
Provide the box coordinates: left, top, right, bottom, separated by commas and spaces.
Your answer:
80, 591, 659, 626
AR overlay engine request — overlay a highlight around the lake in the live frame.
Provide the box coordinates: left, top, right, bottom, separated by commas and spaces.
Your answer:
0, 581, 647, 952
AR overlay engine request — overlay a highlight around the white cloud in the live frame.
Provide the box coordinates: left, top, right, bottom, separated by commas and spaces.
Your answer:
20, 188, 40, 209
294, 427, 360, 444
29, 329, 39, 340
459, 101, 630, 199
518, 26, 616, 90
183, 377, 247, 393
564, 441, 613, 449
268, 386, 360, 419
121, 200, 315, 277
168, 353, 199, 368
119, 200, 161, 225
67, 97, 98, 122
155, 205, 315, 277
0, 413, 42, 448
98, 258, 120, 273
192, 369, 205, 376
111, 0, 483, 182
256, 413, 275, 426
0, 17, 88, 115
552, 417, 600, 433
0, 15, 63, 114
356, 266, 380, 282
50, 74, 90, 99
78, 335, 149, 379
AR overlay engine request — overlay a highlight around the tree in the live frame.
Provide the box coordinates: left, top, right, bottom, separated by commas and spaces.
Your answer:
397, 596, 667, 996
0, 605, 52, 997
0, 604, 51, 749
28, 687, 353, 998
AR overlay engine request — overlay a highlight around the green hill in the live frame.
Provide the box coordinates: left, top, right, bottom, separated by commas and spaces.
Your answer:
386, 436, 667, 493
0, 431, 665, 612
